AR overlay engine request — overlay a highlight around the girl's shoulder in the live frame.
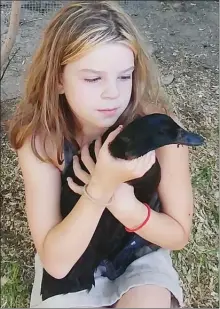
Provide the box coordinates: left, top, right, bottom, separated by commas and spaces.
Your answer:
25, 132, 66, 173
40, 134, 78, 173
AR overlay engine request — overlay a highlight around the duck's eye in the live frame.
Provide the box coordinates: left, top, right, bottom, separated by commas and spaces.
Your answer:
121, 136, 130, 143
158, 129, 165, 135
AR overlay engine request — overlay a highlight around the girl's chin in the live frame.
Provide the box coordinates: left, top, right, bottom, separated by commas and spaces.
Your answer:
95, 117, 119, 128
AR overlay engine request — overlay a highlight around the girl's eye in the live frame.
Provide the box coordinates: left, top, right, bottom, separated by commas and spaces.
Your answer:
84, 75, 131, 83
120, 75, 131, 80
84, 77, 101, 83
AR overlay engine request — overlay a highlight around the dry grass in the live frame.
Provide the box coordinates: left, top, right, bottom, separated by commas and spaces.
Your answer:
1, 111, 35, 308
164, 60, 219, 308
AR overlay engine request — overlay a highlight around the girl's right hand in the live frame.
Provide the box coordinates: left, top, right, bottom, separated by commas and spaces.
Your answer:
90, 125, 156, 192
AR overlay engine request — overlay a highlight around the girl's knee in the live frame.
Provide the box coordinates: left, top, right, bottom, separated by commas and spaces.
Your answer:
113, 285, 171, 308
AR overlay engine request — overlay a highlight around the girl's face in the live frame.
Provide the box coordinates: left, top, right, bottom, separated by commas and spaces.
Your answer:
59, 43, 134, 136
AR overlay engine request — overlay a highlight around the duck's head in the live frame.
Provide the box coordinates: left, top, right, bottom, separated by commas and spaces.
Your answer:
109, 113, 205, 159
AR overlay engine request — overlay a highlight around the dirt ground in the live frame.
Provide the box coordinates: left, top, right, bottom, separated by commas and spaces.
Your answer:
1, 1, 219, 308
1, 0, 219, 102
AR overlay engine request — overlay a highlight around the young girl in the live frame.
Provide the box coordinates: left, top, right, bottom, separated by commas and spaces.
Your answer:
7, 1, 194, 308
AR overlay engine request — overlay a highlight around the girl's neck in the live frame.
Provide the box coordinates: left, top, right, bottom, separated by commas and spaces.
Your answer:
75, 126, 107, 148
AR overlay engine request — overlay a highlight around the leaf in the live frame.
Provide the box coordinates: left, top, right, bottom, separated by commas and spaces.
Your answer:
161, 74, 175, 85
1, 276, 9, 287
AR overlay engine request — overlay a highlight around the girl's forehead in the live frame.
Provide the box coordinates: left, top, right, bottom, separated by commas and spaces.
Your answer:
68, 43, 134, 72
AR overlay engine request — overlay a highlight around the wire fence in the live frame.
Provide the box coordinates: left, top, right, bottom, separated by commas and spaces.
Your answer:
1, 0, 129, 15
1, 1, 129, 35
1, 1, 70, 15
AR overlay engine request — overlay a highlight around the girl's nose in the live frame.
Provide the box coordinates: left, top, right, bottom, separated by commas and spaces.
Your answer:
101, 81, 119, 99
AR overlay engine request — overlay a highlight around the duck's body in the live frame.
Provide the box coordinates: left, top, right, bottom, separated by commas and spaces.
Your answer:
40, 113, 204, 300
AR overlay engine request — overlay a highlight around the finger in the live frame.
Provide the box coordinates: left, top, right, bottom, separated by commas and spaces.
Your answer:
146, 150, 155, 165
67, 177, 84, 195
135, 151, 155, 175
142, 150, 154, 161
144, 150, 155, 163
151, 150, 156, 164
102, 125, 123, 148
73, 156, 90, 184
94, 137, 102, 160
144, 151, 156, 169
81, 144, 95, 174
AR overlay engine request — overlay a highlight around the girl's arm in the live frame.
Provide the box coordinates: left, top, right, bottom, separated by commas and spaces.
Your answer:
17, 136, 114, 279
107, 144, 194, 250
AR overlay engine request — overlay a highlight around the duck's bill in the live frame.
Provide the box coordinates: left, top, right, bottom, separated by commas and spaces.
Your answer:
176, 128, 205, 146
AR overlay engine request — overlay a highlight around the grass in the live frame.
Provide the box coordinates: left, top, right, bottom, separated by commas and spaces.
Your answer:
171, 152, 219, 307
1, 262, 31, 308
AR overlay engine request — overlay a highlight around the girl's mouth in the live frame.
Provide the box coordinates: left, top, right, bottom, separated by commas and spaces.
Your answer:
97, 108, 118, 116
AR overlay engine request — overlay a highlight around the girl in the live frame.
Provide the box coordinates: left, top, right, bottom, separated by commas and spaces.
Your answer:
7, 1, 193, 308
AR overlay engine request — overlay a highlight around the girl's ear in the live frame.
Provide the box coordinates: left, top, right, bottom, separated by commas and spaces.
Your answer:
58, 74, 65, 94
58, 84, 65, 94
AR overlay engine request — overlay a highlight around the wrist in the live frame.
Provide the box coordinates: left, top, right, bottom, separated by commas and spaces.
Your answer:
91, 172, 120, 193
122, 200, 149, 230
125, 201, 151, 232
87, 178, 116, 205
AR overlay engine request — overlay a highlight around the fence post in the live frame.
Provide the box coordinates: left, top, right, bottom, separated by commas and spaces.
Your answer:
1, 0, 21, 69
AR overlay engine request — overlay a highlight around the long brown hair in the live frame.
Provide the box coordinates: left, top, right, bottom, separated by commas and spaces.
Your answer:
6, 0, 172, 167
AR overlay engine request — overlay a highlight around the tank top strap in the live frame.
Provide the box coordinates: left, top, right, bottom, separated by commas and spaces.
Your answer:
62, 137, 78, 175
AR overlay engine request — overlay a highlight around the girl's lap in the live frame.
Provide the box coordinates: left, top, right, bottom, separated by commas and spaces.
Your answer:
30, 248, 183, 308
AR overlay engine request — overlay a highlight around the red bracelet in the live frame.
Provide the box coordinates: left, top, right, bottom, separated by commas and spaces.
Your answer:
125, 203, 151, 232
